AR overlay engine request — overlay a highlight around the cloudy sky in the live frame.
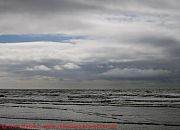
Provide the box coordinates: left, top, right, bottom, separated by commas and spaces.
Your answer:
0, 0, 180, 88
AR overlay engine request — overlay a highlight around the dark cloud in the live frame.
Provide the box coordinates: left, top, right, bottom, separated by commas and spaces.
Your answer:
129, 35, 179, 48
0, 0, 102, 14
1, 0, 179, 15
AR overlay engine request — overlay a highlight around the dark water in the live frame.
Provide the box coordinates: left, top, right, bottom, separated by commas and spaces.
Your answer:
0, 89, 180, 130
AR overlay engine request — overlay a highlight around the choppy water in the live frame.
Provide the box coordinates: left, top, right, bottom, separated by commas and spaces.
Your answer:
0, 89, 180, 130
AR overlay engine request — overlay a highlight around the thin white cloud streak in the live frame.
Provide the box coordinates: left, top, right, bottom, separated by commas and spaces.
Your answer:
25, 63, 80, 72
63, 63, 80, 69
26, 65, 51, 71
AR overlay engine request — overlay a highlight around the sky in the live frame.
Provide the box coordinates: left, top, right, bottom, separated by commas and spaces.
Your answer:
0, 0, 180, 89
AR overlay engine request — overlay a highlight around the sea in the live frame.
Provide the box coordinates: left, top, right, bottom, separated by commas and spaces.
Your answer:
0, 89, 180, 130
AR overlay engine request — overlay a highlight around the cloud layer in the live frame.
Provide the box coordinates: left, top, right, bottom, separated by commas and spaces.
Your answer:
0, 0, 180, 82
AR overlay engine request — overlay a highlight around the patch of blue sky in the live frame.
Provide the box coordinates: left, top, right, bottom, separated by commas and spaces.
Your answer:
0, 34, 84, 43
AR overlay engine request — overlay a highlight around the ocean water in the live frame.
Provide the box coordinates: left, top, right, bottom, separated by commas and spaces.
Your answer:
0, 89, 180, 130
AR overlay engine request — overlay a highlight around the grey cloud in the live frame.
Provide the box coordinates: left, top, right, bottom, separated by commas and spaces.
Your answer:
0, 0, 102, 14
128, 35, 180, 47
0, 0, 180, 34
0, 39, 179, 80
100, 68, 171, 80
113, 33, 180, 60
137, 36, 180, 58
136, 0, 180, 10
